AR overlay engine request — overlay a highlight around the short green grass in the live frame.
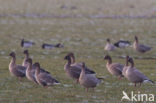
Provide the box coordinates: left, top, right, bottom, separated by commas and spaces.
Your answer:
0, 0, 156, 103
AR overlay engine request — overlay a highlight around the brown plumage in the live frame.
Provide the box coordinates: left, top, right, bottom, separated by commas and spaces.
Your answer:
133, 36, 151, 53
9, 52, 26, 79
22, 50, 29, 68
105, 38, 116, 51
104, 55, 124, 79
34, 63, 60, 87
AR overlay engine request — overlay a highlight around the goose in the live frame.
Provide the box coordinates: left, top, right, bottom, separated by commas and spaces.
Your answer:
104, 38, 116, 51
64, 54, 95, 83
21, 39, 35, 48
68, 53, 95, 74
114, 40, 131, 48
25, 58, 37, 83
125, 57, 154, 86
104, 55, 124, 79
34, 62, 60, 87
122, 56, 129, 77
42, 43, 63, 49
79, 62, 101, 92
9, 52, 26, 79
22, 50, 29, 68
133, 36, 151, 53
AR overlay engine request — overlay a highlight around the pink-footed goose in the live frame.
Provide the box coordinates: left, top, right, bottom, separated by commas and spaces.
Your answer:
105, 38, 116, 51
133, 36, 151, 53
125, 57, 154, 86
64, 53, 95, 83
22, 50, 29, 68
34, 62, 60, 87
79, 62, 101, 92
9, 52, 26, 79
25, 58, 37, 83
68, 53, 95, 74
104, 55, 124, 79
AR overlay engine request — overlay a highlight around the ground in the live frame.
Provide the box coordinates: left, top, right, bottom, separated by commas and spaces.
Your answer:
0, 0, 156, 103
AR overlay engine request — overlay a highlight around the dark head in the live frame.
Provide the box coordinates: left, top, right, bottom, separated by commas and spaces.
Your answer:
68, 52, 74, 57
104, 55, 111, 60
106, 38, 110, 42
23, 50, 28, 54
128, 57, 134, 67
42, 44, 45, 49
55, 43, 61, 48
21, 39, 24, 47
64, 54, 71, 60
33, 62, 40, 68
9, 52, 15, 57
26, 58, 32, 64
134, 36, 138, 42
82, 62, 85, 69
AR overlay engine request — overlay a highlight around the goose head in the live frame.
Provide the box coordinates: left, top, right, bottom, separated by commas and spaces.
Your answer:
128, 57, 134, 67
9, 52, 15, 58
23, 50, 29, 55
104, 55, 111, 60
55, 43, 63, 48
64, 54, 71, 60
42, 43, 46, 49
134, 36, 138, 42
125, 55, 129, 66
106, 38, 110, 43
26, 58, 32, 65
21, 39, 24, 47
82, 62, 85, 70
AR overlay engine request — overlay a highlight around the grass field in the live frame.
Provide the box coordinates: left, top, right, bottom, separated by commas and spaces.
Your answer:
0, 0, 156, 103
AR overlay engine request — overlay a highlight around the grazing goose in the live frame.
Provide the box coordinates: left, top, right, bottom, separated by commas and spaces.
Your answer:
68, 53, 95, 74
34, 62, 60, 87
133, 36, 151, 53
114, 40, 131, 48
122, 56, 129, 77
64, 54, 95, 83
42, 43, 63, 49
105, 38, 116, 51
21, 39, 35, 48
22, 50, 29, 68
104, 55, 124, 79
26, 58, 37, 83
79, 62, 101, 92
9, 52, 26, 79
125, 57, 154, 86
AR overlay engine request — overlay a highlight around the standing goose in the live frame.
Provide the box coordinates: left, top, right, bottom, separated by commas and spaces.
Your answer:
26, 58, 37, 83
64, 54, 95, 83
122, 56, 129, 77
42, 43, 63, 49
114, 40, 131, 48
9, 52, 26, 79
79, 62, 101, 92
104, 55, 124, 79
22, 50, 29, 68
105, 38, 116, 51
125, 57, 154, 86
34, 62, 60, 87
68, 53, 95, 74
133, 36, 151, 53
21, 39, 35, 48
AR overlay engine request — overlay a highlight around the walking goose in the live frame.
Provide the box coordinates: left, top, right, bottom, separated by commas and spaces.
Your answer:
68, 53, 95, 74
133, 36, 151, 53
105, 38, 116, 51
22, 50, 29, 68
79, 62, 101, 92
21, 39, 35, 48
125, 57, 154, 86
64, 54, 95, 83
9, 52, 26, 79
114, 40, 131, 48
104, 55, 124, 79
34, 62, 60, 87
42, 43, 63, 49
26, 58, 37, 83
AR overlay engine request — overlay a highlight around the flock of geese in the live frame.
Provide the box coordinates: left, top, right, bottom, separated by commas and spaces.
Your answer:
9, 36, 154, 92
